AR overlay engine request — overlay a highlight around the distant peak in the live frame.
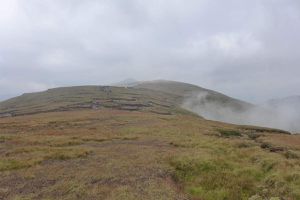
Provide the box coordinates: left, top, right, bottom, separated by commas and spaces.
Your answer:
111, 78, 138, 87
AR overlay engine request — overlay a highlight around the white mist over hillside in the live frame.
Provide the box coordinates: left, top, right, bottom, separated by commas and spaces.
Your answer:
182, 92, 300, 133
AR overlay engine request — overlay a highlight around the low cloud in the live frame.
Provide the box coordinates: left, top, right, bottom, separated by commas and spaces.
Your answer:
182, 92, 300, 133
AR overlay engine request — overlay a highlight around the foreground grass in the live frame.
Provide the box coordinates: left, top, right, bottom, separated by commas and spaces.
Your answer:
170, 148, 300, 199
0, 109, 299, 199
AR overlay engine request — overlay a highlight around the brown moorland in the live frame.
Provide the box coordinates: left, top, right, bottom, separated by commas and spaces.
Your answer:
0, 82, 299, 200
0, 109, 299, 200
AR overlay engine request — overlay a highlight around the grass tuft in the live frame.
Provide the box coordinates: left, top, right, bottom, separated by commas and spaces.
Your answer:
218, 129, 242, 137
0, 159, 30, 171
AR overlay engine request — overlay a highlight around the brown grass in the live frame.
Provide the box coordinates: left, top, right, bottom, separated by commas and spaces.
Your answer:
0, 109, 299, 199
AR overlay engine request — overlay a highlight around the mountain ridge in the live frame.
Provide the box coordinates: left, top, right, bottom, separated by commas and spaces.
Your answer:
0, 80, 252, 117
0, 80, 299, 132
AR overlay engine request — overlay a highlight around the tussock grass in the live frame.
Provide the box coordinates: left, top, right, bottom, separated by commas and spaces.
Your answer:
218, 129, 242, 137
1, 145, 92, 171
44, 148, 91, 161
284, 150, 300, 159
0, 135, 14, 143
0, 110, 299, 199
170, 157, 259, 199
0, 159, 30, 171
170, 153, 299, 199
239, 125, 291, 135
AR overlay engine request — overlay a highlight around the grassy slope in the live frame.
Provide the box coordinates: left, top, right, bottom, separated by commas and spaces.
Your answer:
0, 82, 299, 199
0, 109, 299, 200
0, 80, 254, 116
0, 86, 184, 116
135, 80, 254, 112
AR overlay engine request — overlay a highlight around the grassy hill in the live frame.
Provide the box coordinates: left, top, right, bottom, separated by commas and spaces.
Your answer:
0, 85, 186, 117
135, 80, 254, 111
135, 80, 300, 132
0, 80, 253, 119
0, 81, 300, 199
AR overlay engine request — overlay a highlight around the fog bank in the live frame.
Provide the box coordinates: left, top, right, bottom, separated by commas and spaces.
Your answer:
182, 92, 300, 133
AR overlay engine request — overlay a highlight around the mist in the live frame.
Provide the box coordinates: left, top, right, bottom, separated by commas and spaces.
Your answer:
182, 92, 300, 133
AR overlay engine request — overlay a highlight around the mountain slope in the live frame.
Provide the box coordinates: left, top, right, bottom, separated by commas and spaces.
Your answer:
134, 80, 254, 112
0, 80, 253, 118
135, 80, 300, 132
0, 98, 299, 199
0, 85, 184, 117
134, 80, 260, 124
1, 81, 300, 199
1, 80, 297, 132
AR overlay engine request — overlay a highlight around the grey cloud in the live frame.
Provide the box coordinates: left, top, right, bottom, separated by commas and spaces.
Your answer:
0, 0, 300, 102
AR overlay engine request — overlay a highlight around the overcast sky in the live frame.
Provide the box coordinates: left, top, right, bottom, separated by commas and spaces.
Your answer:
0, 0, 299, 103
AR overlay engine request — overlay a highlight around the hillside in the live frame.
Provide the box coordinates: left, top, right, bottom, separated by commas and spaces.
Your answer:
135, 80, 253, 110
0, 80, 254, 120
0, 81, 300, 199
135, 80, 267, 125
0, 85, 184, 117
0, 107, 299, 199
1, 80, 297, 132
134, 80, 300, 132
